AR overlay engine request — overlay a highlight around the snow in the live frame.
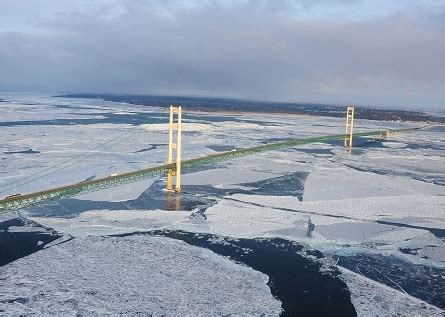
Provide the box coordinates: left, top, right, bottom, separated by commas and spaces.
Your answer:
1, 94, 444, 314
0, 98, 169, 197
234, 194, 445, 228
28, 192, 445, 264
203, 195, 445, 265
75, 179, 154, 202
331, 130, 445, 186
303, 162, 444, 201
5, 226, 48, 233
29, 209, 192, 237
339, 267, 443, 316
181, 167, 276, 185
0, 235, 281, 315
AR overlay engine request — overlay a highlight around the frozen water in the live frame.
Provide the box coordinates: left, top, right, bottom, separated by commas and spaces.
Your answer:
0, 235, 281, 315
340, 267, 443, 315
75, 178, 154, 202
1, 94, 444, 314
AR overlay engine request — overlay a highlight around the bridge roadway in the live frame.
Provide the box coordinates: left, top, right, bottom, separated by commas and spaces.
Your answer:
0, 129, 413, 213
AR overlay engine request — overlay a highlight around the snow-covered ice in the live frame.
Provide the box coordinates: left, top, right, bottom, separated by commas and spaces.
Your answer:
1, 94, 444, 314
339, 267, 443, 316
0, 235, 281, 315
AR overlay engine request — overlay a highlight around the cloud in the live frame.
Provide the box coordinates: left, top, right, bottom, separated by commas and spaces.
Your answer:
0, 0, 444, 109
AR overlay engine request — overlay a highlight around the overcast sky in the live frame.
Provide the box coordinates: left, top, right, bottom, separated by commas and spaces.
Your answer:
0, 0, 444, 109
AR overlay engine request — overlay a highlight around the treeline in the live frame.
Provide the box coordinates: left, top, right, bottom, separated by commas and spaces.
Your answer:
57, 94, 444, 123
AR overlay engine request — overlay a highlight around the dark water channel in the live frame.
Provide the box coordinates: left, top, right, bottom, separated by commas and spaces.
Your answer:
116, 230, 357, 316
23, 170, 309, 218
337, 254, 445, 309
0, 217, 65, 266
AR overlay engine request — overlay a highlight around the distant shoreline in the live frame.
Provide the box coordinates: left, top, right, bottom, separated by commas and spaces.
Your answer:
56, 94, 444, 124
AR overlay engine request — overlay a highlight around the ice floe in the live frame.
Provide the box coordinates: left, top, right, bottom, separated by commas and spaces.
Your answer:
0, 235, 281, 315
339, 267, 443, 315
1, 94, 444, 314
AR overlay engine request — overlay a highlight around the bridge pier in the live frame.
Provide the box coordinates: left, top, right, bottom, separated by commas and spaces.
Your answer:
166, 190, 181, 211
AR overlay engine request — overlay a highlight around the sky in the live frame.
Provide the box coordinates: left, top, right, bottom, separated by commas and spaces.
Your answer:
0, 0, 444, 109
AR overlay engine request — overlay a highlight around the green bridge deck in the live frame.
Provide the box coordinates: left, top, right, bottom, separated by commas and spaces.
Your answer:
0, 129, 414, 213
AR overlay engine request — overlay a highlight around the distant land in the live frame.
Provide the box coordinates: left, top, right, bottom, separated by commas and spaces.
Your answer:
57, 94, 444, 123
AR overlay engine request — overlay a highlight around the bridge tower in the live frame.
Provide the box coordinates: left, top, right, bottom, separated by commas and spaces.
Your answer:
344, 106, 355, 149
167, 105, 182, 193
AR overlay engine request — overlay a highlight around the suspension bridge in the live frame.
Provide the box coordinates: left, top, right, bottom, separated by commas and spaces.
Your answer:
0, 106, 414, 213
